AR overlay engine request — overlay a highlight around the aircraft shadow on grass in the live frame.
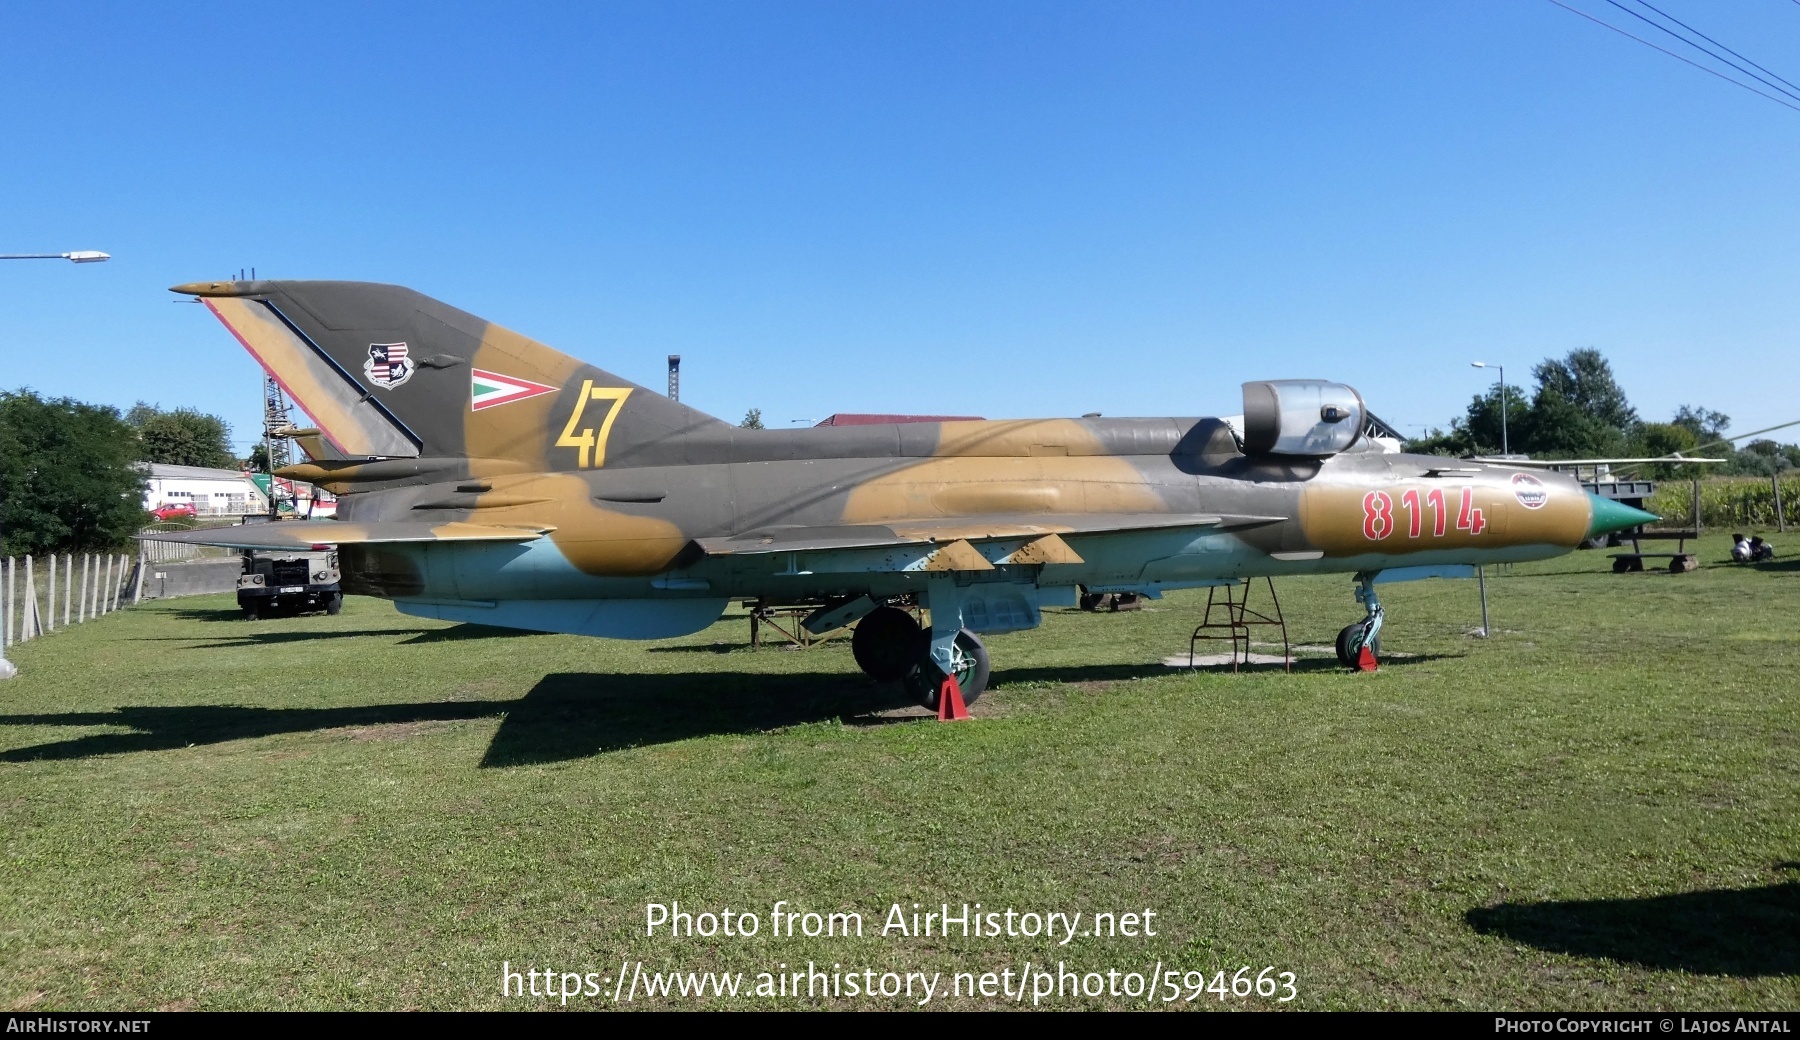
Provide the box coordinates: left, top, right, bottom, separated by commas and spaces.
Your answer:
478, 672, 921, 766
0, 669, 943, 765
1466, 881, 1800, 976
141, 622, 537, 648
0, 648, 1436, 766
0, 659, 1242, 766
0, 699, 513, 763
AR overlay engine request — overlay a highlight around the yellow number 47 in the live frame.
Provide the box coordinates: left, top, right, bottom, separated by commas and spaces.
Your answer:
556, 380, 632, 468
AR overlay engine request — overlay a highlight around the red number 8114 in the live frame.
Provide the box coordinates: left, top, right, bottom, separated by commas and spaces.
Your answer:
1362, 487, 1486, 541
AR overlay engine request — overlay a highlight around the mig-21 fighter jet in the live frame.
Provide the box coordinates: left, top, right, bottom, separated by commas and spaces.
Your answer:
151, 279, 1655, 707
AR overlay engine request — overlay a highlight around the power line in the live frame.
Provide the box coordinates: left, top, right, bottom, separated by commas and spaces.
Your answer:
1599, 0, 1800, 104
1628, 0, 1800, 95
1542, 0, 1800, 113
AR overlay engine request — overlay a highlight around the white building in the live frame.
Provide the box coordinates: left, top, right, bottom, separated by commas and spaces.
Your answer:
141, 463, 269, 517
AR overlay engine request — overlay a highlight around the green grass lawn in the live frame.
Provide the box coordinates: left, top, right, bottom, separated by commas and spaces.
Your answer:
2, 535, 1797, 1010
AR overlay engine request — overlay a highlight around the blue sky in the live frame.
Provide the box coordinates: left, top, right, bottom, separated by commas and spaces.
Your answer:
2, 1, 1797, 453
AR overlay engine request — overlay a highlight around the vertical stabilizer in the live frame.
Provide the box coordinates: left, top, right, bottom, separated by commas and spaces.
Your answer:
173, 279, 726, 470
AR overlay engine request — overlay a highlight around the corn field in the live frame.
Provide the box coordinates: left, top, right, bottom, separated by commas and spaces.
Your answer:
1647, 476, 1797, 530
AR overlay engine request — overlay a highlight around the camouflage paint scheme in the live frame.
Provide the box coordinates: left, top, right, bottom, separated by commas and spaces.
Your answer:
156, 280, 1638, 659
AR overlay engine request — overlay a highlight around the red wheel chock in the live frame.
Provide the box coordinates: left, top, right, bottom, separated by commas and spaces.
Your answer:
937, 675, 971, 721
1354, 644, 1379, 673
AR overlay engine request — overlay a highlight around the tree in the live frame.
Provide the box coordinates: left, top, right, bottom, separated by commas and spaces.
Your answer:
1671, 405, 1730, 445
1415, 348, 1642, 460
1402, 384, 1528, 457
740, 408, 765, 430
1632, 422, 1701, 479
0, 389, 148, 555
128, 402, 235, 469
1531, 349, 1637, 430
1520, 383, 1628, 459
1462, 384, 1531, 455
246, 443, 271, 473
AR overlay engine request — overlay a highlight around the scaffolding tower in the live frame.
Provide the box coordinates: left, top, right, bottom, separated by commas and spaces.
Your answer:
262, 376, 295, 515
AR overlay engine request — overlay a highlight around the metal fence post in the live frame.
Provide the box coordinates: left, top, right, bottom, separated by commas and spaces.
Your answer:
132, 547, 145, 605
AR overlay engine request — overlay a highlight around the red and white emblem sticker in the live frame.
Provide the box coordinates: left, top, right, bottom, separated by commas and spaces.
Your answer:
1511, 473, 1549, 509
364, 342, 413, 389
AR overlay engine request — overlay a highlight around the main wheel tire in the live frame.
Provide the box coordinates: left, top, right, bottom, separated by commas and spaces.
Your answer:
242, 604, 261, 620
906, 629, 991, 709
851, 605, 922, 682
325, 593, 343, 616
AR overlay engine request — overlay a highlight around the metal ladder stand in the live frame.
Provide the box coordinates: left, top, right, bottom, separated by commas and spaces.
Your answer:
1187, 577, 1291, 673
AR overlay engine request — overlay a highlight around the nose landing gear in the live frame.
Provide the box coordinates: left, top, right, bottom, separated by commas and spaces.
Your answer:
1334, 571, 1383, 671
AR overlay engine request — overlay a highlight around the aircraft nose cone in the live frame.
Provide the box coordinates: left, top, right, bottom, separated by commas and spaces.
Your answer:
1586, 493, 1659, 539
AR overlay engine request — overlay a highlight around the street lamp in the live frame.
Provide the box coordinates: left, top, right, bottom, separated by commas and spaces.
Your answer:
1470, 361, 1507, 457
0, 251, 110, 263
0, 248, 110, 679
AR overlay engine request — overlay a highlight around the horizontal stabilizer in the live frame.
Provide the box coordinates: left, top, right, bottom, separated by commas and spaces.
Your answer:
695, 512, 1282, 557
138, 520, 552, 551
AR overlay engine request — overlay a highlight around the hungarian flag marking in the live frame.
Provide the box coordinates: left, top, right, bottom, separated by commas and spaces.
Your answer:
471, 369, 560, 411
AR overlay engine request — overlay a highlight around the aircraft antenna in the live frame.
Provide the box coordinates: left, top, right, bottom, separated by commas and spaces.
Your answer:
668, 355, 681, 401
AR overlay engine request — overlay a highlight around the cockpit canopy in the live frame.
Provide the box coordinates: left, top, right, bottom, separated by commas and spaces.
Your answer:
1240, 380, 1366, 457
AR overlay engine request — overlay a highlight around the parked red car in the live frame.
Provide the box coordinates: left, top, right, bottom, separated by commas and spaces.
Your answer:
151, 502, 197, 522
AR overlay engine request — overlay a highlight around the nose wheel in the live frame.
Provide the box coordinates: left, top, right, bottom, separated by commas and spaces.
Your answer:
1334, 622, 1381, 667
1335, 572, 1384, 670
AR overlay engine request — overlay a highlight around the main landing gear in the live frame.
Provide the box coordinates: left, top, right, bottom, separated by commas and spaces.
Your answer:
850, 604, 991, 708
1334, 572, 1383, 671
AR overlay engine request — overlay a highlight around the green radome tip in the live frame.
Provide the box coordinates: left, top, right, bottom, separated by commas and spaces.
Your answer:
1587, 494, 1660, 539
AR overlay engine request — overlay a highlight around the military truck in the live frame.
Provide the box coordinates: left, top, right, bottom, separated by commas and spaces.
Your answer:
237, 549, 342, 619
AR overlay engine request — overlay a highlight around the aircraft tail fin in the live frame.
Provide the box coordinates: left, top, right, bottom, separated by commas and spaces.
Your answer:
172, 279, 726, 469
